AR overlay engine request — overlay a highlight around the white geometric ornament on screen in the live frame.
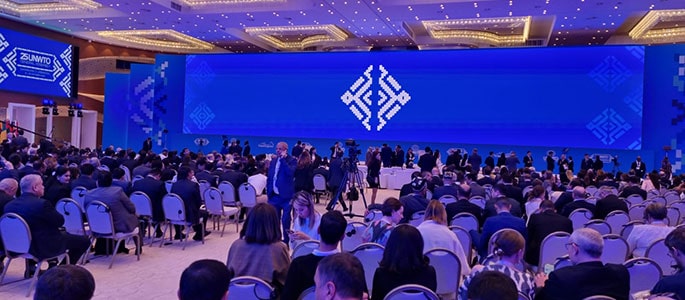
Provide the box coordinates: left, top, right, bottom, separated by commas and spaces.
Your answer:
340, 65, 411, 131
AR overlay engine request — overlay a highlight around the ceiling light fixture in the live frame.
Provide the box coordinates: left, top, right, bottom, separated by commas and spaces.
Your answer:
96, 30, 215, 51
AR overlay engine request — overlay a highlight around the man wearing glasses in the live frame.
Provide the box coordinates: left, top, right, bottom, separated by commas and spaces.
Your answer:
651, 227, 685, 299
535, 228, 630, 300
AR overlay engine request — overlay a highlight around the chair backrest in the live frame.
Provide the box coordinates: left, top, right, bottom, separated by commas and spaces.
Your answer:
165, 180, 173, 193
539, 231, 571, 270
204, 187, 226, 215
0, 213, 32, 254
584, 219, 611, 235
628, 204, 647, 221
313, 174, 327, 192
297, 286, 315, 300
227, 276, 274, 300
469, 196, 486, 209
238, 183, 258, 208
383, 284, 440, 300
670, 201, 685, 225
586, 186, 598, 197
664, 192, 681, 205
449, 226, 472, 263
600, 234, 629, 264
553, 255, 573, 271
132, 175, 144, 184
666, 207, 680, 226
645, 238, 676, 276
130, 191, 153, 217
450, 212, 479, 233
292, 240, 320, 259
55, 198, 87, 236
218, 181, 237, 205
522, 185, 533, 199
625, 194, 644, 207
424, 248, 461, 295
569, 208, 593, 230
624, 258, 662, 297
120, 165, 131, 182
620, 220, 645, 240
198, 180, 211, 202
604, 210, 630, 234
162, 193, 187, 223
71, 186, 88, 210
410, 210, 426, 227
352, 243, 385, 297
342, 222, 368, 252
582, 295, 617, 300
85, 200, 116, 236
364, 209, 383, 224
518, 291, 531, 300
438, 195, 457, 206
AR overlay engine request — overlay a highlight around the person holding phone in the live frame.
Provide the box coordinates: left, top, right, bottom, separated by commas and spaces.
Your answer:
289, 191, 321, 248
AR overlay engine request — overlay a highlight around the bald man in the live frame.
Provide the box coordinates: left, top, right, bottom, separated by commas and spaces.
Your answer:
267, 141, 297, 244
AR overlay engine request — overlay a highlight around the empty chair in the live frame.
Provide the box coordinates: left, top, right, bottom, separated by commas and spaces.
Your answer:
160, 193, 204, 250
469, 196, 486, 209
410, 210, 426, 227
198, 180, 211, 202
605, 210, 630, 234
0, 213, 70, 297
623, 258, 662, 297
584, 219, 611, 235
450, 212, 479, 233
238, 183, 259, 209
218, 181, 238, 205
85, 201, 141, 268
586, 186, 598, 197
55, 198, 88, 236
204, 187, 240, 237
425, 248, 461, 297
538, 231, 571, 271
569, 208, 593, 230
666, 207, 680, 226
342, 222, 368, 252
628, 204, 647, 221
352, 243, 385, 297
600, 234, 629, 264
312, 174, 329, 203
71, 186, 88, 211
645, 238, 676, 276
291, 240, 320, 259
449, 225, 473, 264
438, 195, 457, 206
625, 194, 644, 207
620, 220, 645, 241
298, 286, 315, 300
384, 284, 440, 300
227, 276, 275, 300
129, 191, 159, 246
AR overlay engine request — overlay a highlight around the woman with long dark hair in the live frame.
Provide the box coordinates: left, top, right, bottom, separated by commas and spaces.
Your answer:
44, 165, 72, 207
294, 150, 313, 193
371, 225, 437, 300
366, 148, 381, 205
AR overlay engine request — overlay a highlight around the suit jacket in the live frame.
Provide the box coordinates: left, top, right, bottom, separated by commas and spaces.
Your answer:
3, 193, 67, 259
195, 170, 218, 187
170, 179, 203, 224
71, 175, 97, 190
536, 261, 629, 300
44, 182, 71, 207
219, 170, 248, 189
594, 195, 629, 220
267, 155, 297, 202
525, 211, 573, 266
132, 176, 167, 222
561, 200, 596, 218
619, 185, 646, 200
311, 154, 323, 169
445, 200, 483, 226
112, 180, 132, 196
328, 158, 344, 190
432, 185, 459, 200
393, 150, 405, 167
523, 155, 534, 167
630, 161, 647, 178
418, 153, 435, 172
479, 211, 527, 258
85, 186, 138, 233
380, 146, 393, 167
485, 156, 495, 169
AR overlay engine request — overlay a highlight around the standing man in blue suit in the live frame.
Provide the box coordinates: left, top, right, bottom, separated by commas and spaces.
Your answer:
267, 141, 298, 244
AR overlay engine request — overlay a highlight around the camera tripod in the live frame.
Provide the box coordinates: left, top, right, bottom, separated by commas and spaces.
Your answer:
326, 160, 368, 219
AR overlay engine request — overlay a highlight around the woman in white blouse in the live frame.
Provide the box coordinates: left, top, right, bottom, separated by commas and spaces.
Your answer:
417, 200, 471, 276
289, 191, 321, 248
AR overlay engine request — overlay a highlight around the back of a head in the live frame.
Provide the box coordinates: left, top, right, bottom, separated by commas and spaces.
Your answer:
243, 203, 282, 244
539, 200, 555, 212
467, 270, 518, 300
644, 202, 668, 221
97, 171, 113, 187
572, 186, 586, 199
80, 163, 95, 176
34, 265, 95, 300
319, 210, 347, 245
570, 228, 604, 258
494, 198, 512, 211
381, 197, 402, 217
179, 259, 230, 300
424, 199, 447, 225
316, 253, 366, 299
492, 230, 525, 257
665, 227, 685, 254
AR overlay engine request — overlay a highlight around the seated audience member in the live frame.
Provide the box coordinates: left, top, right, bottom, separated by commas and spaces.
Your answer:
417, 200, 471, 276
43, 166, 72, 207
445, 183, 484, 226
466, 270, 518, 300
524, 185, 545, 218
398, 178, 430, 223
399, 171, 422, 197
4, 175, 90, 278
525, 200, 573, 266
290, 191, 321, 248
131, 168, 167, 237
483, 184, 523, 220
362, 197, 403, 246
618, 176, 647, 200
627, 203, 675, 257
178, 259, 231, 300
282, 211, 347, 300
431, 171, 459, 200
460, 230, 535, 300
553, 179, 584, 213
71, 163, 97, 190
478, 198, 527, 259
560, 186, 596, 218
226, 203, 290, 292
171, 166, 210, 241
536, 228, 630, 300
314, 253, 366, 300
593, 186, 629, 220
34, 265, 95, 300
651, 227, 685, 299
371, 225, 437, 300
111, 167, 132, 195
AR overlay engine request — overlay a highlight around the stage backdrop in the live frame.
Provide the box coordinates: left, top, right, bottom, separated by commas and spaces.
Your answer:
104, 45, 685, 174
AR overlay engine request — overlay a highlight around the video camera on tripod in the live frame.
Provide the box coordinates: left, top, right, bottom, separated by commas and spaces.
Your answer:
326, 138, 368, 217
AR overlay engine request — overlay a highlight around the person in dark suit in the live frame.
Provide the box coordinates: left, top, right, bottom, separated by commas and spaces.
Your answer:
432, 172, 459, 200
132, 168, 166, 237
327, 157, 344, 200
445, 184, 484, 226
4, 175, 90, 278
618, 176, 647, 199
523, 151, 534, 168
141, 137, 152, 152
581, 154, 594, 171
111, 167, 132, 196
651, 227, 685, 300
631, 156, 647, 178
483, 185, 523, 220
418, 147, 435, 173
468, 148, 483, 174
484, 151, 495, 170
171, 166, 210, 241
546, 152, 555, 172
505, 151, 520, 173
267, 141, 297, 244
525, 200, 573, 266
405, 148, 416, 168
593, 187, 629, 220
393, 145, 404, 167
11, 129, 29, 150
242, 140, 251, 157
560, 186, 596, 217
500, 173, 524, 207
194, 158, 217, 187
478, 198, 527, 259
43, 166, 72, 207
71, 163, 97, 190
536, 228, 630, 300
310, 147, 323, 169
380, 144, 393, 168
291, 141, 304, 158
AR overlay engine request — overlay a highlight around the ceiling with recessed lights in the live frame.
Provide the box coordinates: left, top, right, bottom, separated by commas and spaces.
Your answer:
1, 0, 684, 53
